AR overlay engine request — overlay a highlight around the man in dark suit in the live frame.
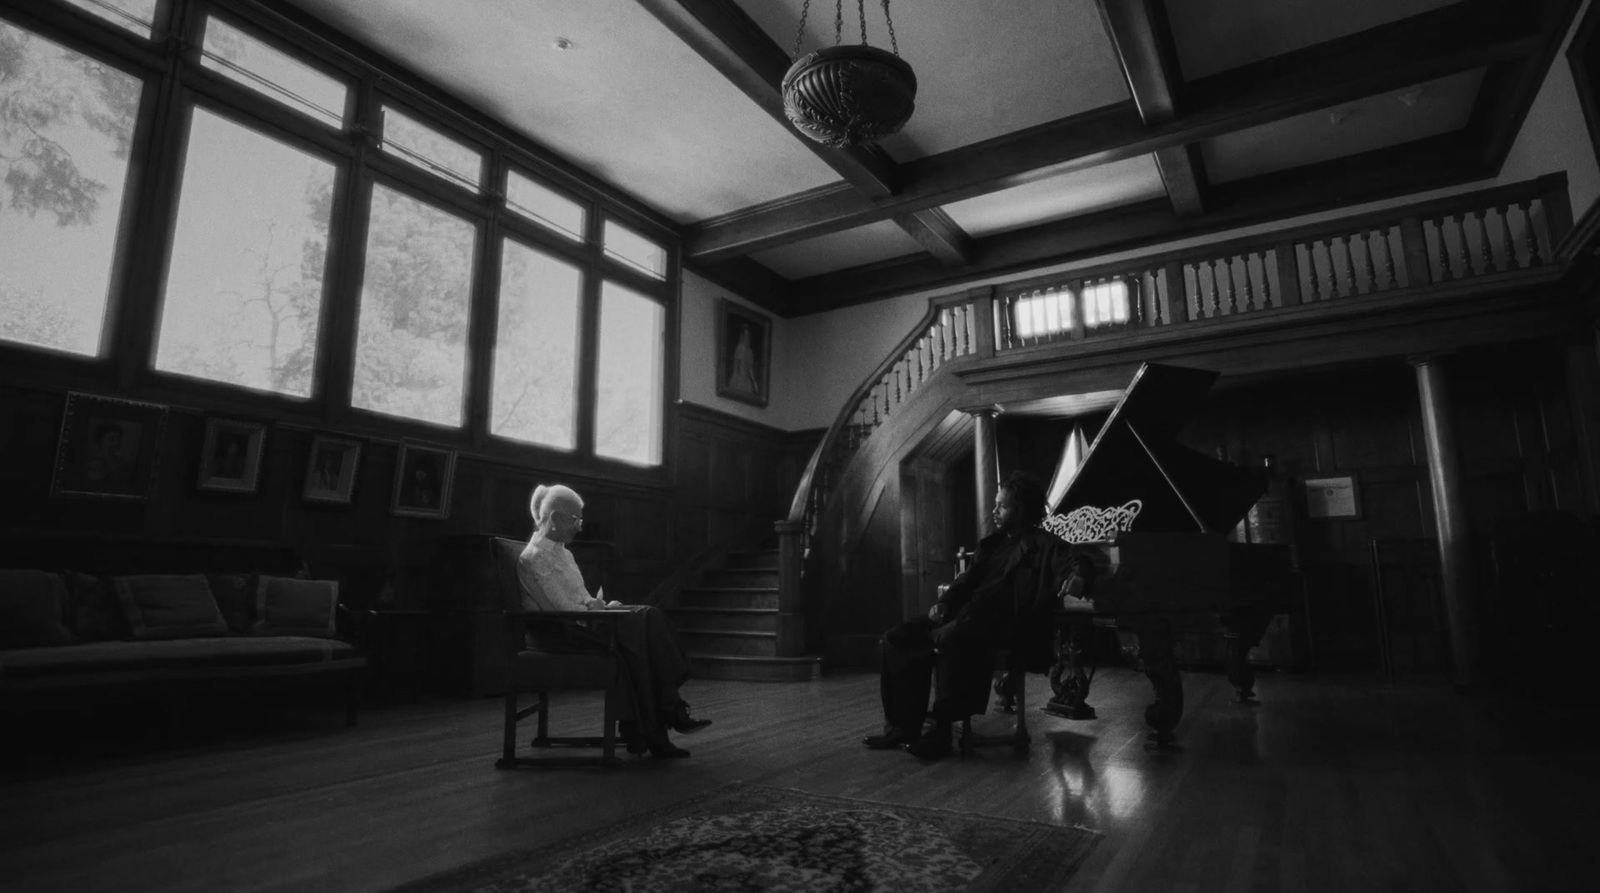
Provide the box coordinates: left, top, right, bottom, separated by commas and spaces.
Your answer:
864, 470, 1096, 760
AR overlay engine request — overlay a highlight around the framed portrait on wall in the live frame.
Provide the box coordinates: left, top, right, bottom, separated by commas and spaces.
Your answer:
391, 443, 455, 519
197, 417, 267, 494
716, 298, 771, 408
303, 435, 361, 505
51, 392, 168, 500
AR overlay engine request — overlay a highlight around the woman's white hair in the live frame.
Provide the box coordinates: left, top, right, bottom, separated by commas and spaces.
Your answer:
529, 484, 583, 526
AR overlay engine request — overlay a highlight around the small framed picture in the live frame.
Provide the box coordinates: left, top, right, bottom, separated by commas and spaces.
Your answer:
392, 443, 455, 519
1304, 474, 1361, 520
197, 417, 268, 494
51, 392, 168, 500
303, 435, 361, 505
716, 298, 772, 408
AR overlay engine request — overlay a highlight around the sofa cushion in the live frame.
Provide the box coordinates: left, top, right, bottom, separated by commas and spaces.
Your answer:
253, 576, 337, 638
0, 570, 73, 648
207, 573, 256, 634
0, 637, 357, 683
62, 572, 127, 642
114, 575, 228, 640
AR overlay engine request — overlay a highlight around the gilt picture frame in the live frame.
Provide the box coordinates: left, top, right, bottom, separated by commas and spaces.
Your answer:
303, 434, 362, 506
391, 443, 455, 519
197, 417, 268, 495
715, 299, 771, 408
51, 392, 168, 501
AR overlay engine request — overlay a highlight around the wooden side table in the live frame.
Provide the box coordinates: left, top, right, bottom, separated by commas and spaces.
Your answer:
362, 609, 434, 702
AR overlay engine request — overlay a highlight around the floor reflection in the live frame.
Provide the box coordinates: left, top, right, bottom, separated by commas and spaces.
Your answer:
1046, 729, 1152, 826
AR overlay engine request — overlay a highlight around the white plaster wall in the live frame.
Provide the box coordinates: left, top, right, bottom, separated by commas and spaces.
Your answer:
1499, 0, 1600, 221
781, 298, 933, 431
678, 269, 790, 427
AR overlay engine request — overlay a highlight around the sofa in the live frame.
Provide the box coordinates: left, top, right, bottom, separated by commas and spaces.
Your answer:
0, 534, 366, 729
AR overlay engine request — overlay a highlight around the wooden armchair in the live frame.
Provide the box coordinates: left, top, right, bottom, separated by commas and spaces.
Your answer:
488, 536, 629, 769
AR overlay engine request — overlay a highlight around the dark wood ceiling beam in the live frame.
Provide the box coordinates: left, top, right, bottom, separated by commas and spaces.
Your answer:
687, 3, 1540, 262
783, 135, 1483, 313
632, 0, 900, 196
1094, 0, 1206, 217
893, 207, 972, 266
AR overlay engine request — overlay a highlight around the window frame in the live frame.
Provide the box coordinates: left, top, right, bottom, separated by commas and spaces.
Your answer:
0, 0, 683, 487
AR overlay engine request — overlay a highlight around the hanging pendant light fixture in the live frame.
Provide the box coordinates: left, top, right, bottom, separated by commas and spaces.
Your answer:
781, 0, 917, 149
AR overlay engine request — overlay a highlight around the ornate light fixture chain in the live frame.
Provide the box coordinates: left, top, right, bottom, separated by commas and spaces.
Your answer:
834, 0, 844, 47
858, 0, 867, 43
882, 0, 898, 55
790, 0, 811, 58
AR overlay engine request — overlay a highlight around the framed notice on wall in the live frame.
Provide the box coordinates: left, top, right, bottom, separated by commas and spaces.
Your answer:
1304, 474, 1361, 520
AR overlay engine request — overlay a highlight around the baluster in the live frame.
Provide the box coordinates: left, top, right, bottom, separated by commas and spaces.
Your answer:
1129, 271, 1144, 325
1198, 259, 1214, 317
1316, 239, 1334, 299
1148, 270, 1164, 325
957, 305, 971, 354
1332, 235, 1352, 298
1254, 251, 1272, 307
1459, 211, 1477, 277
1435, 216, 1454, 281
1494, 205, 1515, 272
1354, 231, 1374, 293
1520, 199, 1540, 267
1298, 244, 1316, 302
1379, 227, 1396, 289
1217, 259, 1235, 314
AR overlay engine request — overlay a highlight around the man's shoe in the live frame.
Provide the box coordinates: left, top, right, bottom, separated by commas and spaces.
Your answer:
863, 729, 912, 750
668, 702, 712, 734
651, 742, 691, 759
904, 734, 953, 761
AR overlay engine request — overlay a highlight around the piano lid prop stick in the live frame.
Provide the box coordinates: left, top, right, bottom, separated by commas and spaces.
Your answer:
1126, 421, 1212, 533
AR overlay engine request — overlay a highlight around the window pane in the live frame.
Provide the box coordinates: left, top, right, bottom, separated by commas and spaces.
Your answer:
602, 219, 666, 279
59, 0, 157, 38
595, 281, 664, 466
490, 240, 582, 449
352, 184, 476, 427
0, 23, 141, 356
380, 106, 482, 191
506, 169, 585, 241
200, 16, 347, 129
154, 108, 336, 397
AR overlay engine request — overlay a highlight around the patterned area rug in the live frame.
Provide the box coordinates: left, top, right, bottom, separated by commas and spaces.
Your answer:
395, 783, 1100, 893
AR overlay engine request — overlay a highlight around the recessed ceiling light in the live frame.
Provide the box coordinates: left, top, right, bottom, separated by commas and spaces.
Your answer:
552, 37, 575, 51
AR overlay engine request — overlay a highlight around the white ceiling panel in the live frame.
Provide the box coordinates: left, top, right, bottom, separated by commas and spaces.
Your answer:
284, 0, 843, 223
1170, 0, 1458, 80
1201, 69, 1485, 184
735, 0, 1131, 161
749, 219, 926, 280
941, 155, 1168, 239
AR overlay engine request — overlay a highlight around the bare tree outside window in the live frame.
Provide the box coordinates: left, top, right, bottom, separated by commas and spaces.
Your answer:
490, 239, 581, 449
153, 108, 335, 397
351, 184, 476, 427
0, 23, 142, 357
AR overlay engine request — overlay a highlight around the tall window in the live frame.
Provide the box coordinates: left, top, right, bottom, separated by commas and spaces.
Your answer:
154, 108, 337, 397
351, 184, 478, 427
595, 281, 665, 466
0, 23, 142, 357
60, 0, 157, 38
491, 240, 582, 449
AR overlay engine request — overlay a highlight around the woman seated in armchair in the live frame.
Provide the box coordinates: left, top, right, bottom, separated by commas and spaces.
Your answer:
519, 484, 712, 759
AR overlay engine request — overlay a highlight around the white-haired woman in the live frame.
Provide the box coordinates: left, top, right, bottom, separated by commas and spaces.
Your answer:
519, 484, 711, 759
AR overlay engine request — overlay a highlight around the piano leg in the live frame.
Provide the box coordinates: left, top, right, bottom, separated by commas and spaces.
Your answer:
1126, 616, 1183, 750
1220, 608, 1274, 704
1045, 617, 1098, 720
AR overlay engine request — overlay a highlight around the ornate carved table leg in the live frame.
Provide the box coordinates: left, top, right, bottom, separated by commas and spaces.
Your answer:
1220, 608, 1274, 704
1045, 616, 1097, 719
1126, 616, 1183, 750
994, 671, 1019, 714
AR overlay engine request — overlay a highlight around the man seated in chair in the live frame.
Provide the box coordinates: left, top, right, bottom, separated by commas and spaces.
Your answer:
864, 471, 1095, 760
519, 484, 711, 759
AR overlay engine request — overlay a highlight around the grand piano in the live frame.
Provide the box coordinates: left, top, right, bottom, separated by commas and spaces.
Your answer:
1032, 362, 1295, 748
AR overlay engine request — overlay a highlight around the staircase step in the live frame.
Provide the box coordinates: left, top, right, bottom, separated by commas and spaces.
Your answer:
724, 550, 780, 571
699, 569, 780, 588
675, 628, 777, 657
665, 607, 777, 633
678, 586, 779, 611
689, 653, 822, 683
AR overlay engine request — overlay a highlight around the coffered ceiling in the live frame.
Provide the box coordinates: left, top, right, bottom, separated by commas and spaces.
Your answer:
281, 0, 1577, 315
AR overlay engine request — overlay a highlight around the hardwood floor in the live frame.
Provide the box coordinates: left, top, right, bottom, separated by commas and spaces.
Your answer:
1, 668, 1595, 892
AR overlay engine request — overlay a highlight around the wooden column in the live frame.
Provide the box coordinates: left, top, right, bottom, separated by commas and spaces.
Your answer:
973, 408, 1000, 539
1410, 356, 1482, 688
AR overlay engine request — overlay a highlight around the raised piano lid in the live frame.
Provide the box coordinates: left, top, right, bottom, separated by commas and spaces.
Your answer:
1050, 363, 1268, 534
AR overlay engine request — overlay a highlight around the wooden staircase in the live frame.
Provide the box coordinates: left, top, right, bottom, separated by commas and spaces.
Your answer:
667, 548, 822, 682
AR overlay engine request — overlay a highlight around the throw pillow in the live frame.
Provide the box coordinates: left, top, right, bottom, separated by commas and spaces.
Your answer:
114, 575, 229, 640
63, 571, 127, 642
0, 570, 73, 648
206, 573, 256, 634
253, 575, 338, 638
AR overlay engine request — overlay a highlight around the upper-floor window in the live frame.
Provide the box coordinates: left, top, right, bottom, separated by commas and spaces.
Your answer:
351, 183, 478, 427
603, 219, 667, 280
1010, 278, 1130, 341
1081, 279, 1130, 328
0, 22, 142, 357
153, 107, 337, 397
200, 15, 349, 129
1013, 286, 1074, 340
380, 105, 483, 192
60, 0, 157, 38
